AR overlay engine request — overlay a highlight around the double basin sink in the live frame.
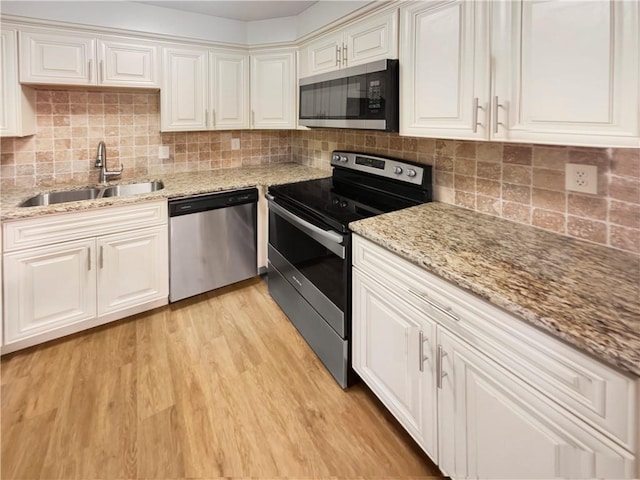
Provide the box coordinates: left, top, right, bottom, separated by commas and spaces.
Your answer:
20, 181, 164, 207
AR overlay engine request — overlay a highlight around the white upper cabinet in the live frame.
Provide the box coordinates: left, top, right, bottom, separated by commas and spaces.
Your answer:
400, 0, 639, 147
0, 28, 35, 137
492, 0, 639, 147
161, 46, 209, 132
343, 9, 398, 69
161, 45, 249, 132
210, 51, 249, 129
97, 38, 159, 87
20, 30, 96, 85
250, 50, 296, 129
19, 27, 160, 88
299, 8, 398, 78
300, 31, 343, 78
400, 0, 489, 140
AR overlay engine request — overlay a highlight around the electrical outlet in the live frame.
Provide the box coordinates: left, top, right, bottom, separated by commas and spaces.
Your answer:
231, 138, 240, 150
158, 145, 170, 160
566, 164, 598, 194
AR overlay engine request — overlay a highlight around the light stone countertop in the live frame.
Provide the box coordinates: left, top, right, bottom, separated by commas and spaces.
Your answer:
0, 163, 329, 222
350, 202, 640, 377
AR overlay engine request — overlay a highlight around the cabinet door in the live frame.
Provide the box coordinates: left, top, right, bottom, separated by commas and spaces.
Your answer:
98, 38, 159, 87
437, 329, 635, 479
3, 239, 96, 344
1, 28, 36, 137
492, 0, 639, 147
19, 30, 96, 85
352, 269, 438, 461
97, 226, 168, 317
299, 31, 343, 78
400, 0, 489, 140
210, 51, 249, 129
343, 9, 398, 68
160, 46, 208, 132
250, 51, 296, 129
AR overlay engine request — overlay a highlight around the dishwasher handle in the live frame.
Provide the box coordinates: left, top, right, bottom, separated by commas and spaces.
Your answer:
169, 188, 258, 217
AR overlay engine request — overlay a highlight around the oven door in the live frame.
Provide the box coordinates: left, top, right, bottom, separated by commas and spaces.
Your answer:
267, 196, 346, 337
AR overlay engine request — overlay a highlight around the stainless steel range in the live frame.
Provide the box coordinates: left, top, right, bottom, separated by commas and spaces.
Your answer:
267, 151, 432, 387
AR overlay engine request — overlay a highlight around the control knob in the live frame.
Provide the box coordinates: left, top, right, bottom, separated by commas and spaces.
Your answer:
393, 166, 403, 175
332, 153, 341, 162
406, 169, 417, 177
339, 155, 348, 163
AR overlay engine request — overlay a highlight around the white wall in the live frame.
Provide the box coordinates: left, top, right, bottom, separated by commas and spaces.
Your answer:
0, 0, 373, 45
296, 1, 371, 39
1, 1, 248, 44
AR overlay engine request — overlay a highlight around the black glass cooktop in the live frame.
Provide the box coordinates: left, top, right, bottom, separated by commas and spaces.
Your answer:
269, 175, 426, 233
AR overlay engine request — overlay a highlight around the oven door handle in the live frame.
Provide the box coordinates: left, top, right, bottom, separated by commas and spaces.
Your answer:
267, 195, 346, 258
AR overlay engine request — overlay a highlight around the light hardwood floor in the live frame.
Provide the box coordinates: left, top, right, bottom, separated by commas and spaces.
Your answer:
1, 277, 443, 480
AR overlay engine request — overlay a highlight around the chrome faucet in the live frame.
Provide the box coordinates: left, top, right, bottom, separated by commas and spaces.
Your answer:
94, 141, 123, 184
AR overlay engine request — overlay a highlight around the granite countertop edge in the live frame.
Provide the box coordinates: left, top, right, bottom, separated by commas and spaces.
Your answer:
350, 205, 640, 378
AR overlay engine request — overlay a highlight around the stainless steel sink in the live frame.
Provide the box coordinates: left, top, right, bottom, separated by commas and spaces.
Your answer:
18, 181, 164, 207
19, 188, 102, 207
100, 181, 164, 197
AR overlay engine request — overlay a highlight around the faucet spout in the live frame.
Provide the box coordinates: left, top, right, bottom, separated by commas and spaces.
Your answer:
95, 141, 106, 167
94, 141, 123, 184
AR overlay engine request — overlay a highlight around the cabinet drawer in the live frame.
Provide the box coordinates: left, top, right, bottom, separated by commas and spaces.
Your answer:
353, 235, 637, 451
3, 200, 167, 252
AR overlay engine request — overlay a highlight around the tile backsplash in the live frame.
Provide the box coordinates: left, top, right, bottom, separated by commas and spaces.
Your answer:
1, 88, 638, 255
291, 129, 640, 254
0, 89, 291, 189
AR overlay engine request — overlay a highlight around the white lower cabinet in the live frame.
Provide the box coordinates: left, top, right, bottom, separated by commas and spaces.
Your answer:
96, 226, 167, 317
437, 328, 634, 479
2, 201, 168, 352
352, 234, 638, 479
352, 269, 438, 461
3, 238, 97, 342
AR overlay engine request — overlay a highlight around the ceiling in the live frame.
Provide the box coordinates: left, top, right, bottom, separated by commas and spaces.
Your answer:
136, 1, 318, 22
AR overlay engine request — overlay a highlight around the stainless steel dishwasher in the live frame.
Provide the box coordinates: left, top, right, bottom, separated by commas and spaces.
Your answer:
169, 188, 258, 302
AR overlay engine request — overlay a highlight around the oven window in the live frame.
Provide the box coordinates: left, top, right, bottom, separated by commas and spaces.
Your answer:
269, 210, 345, 311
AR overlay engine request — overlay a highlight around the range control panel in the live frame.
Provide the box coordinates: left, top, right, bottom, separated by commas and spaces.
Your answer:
331, 151, 426, 186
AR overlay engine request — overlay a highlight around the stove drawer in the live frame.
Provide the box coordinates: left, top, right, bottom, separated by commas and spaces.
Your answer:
268, 260, 349, 388
268, 244, 344, 337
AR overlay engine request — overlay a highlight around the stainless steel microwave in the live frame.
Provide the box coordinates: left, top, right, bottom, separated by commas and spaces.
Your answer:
298, 59, 399, 132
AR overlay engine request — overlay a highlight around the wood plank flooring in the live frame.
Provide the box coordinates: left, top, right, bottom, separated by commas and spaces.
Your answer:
1, 277, 443, 479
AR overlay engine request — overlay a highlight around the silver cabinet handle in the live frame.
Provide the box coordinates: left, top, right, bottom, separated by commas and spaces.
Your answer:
251, 110, 255, 127
88, 59, 92, 82
336, 45, 341, 66
342, 44, 347, 66
99, 245, 104, 269
418, 330, 429, 372
212, 109, 216, 127
99, 60, 104, 83
437, 345, 448, 389
87, 247, 91, 271
472, 97, 483, 133
408, 289, 459, 322
493, 95, 503, 134
205, 109, 208, 128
